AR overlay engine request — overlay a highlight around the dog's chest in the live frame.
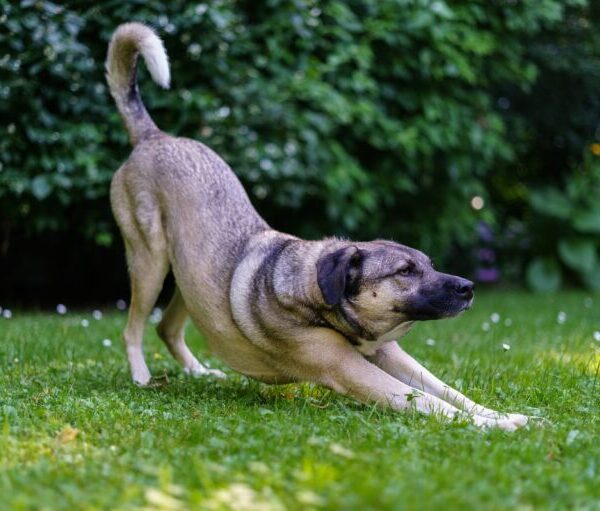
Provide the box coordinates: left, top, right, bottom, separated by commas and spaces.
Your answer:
355, 321, 414, 356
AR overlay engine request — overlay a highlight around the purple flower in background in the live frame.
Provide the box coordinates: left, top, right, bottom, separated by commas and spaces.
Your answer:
477, 221, 494, 243
475, 267, 500, 283
478, 248, 496, 263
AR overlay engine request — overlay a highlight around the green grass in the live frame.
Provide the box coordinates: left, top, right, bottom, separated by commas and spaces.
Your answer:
1, 292, 600, 510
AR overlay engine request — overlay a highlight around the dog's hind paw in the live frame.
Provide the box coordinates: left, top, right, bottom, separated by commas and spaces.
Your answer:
184, 363, 227, 379
131, 367, 152, 387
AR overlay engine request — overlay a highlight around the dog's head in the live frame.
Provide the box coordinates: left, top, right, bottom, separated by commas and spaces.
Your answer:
316, 240, 474, 340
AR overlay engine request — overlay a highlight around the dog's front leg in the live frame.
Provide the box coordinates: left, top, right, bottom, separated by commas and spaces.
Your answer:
291, 331, 519, 430
367, 342, 529, 428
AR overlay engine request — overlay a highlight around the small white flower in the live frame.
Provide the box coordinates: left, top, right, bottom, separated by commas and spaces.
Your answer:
557, 311, 567, 324
490, 312, 500, 324
594, 331, 600, 342
504, 318, 512, 327
150, 307, 163, 324
482, 322, 490, 331
502, 343, 511, 351
92, 310, 103, 320
13, 358, 19, 363
56, 304, 67, 315
2, 309, 12, 319
329, 442, 355, 458
425, 338, 436, 346
81, 319, 89, 328
116, 299, 127, 311
584, 297, 593, 309
566, 429, 580, 445
102, 338, 112, 347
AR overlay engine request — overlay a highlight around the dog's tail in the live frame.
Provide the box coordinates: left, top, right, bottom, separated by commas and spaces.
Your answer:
105, 22, 170, 145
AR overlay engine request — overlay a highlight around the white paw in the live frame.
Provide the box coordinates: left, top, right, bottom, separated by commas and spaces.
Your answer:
473, 415, 521, 432
184, 364, 227, 379
507, 413, 529, 427
131, 367, 152, 387
206, 368, 227, 379
477, 409, 531, 428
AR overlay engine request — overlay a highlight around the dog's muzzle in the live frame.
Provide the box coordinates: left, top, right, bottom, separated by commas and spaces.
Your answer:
404, 274, 475, 320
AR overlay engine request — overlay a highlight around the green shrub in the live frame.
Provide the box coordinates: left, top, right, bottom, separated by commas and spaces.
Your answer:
525, 149, 600, 292
0, 0, 597, 280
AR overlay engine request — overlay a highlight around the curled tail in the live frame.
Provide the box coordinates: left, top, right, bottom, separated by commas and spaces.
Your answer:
105, 22, 170, 145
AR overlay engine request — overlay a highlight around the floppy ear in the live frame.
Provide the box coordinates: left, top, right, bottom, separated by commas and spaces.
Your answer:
316, 246, 363, 306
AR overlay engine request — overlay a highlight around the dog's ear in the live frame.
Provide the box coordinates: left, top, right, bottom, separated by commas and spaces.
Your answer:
316, 246, 364, 306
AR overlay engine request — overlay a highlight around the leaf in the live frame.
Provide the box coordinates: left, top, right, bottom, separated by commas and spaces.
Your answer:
30, 175, 52, 200
573, 208, 600, 234
558, 238, 598, 273
526, 257, 562, 293
529, 188, 572, 219
581, 261, 600, 293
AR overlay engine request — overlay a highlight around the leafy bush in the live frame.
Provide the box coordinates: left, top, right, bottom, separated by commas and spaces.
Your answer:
525, 149, 600, 292
1, 0, 599, 300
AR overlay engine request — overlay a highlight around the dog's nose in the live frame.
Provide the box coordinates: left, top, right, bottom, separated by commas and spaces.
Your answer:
454, 278, 474, 299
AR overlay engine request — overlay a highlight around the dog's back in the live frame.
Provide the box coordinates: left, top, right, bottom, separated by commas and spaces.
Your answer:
107, 23, 268, 305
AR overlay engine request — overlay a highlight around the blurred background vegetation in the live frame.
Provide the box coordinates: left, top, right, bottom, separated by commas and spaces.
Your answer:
1, 0, 600, 305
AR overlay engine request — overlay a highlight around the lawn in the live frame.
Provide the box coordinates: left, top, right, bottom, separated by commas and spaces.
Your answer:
1, 291, 599, 510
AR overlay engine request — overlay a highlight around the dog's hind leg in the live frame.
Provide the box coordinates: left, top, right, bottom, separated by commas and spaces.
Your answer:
157, 287, 225, 378
112, 174, 170, 386
122, 240, 169, 386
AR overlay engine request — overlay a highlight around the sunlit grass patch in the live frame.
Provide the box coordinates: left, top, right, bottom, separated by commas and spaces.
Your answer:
0, 292, 599, 509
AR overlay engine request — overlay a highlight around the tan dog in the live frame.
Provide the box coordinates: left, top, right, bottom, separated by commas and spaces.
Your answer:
106, 23, 528, 430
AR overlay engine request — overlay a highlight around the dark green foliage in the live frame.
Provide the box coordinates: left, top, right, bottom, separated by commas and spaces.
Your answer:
526, 153, 600, 292
1, 0, 599, 294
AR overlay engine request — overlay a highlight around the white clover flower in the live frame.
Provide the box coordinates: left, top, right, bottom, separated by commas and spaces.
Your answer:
594, 331, 600, 342
557, 311, 567, 324
425, 338, 436, 346
81, 319, 89, 328
502, 343, 511, 351
490, 312, 500, 323
504, 318, 512, 327
116, 299, 127, 311
482, 322, 490, 332
150, 307, 163, 324
92, 310, 103, 320
102, 338, 112, 347
329, 442, 355, 458
2, 309, 12, 319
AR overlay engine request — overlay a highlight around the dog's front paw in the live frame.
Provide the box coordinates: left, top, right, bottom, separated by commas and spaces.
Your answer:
507, 413, 529, 427
473, 415, 524, 432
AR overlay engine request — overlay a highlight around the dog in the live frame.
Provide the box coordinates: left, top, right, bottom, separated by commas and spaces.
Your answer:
106, 22, 529, 430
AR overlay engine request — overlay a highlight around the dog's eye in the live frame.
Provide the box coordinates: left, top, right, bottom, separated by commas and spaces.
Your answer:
397, 267, 411, 276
